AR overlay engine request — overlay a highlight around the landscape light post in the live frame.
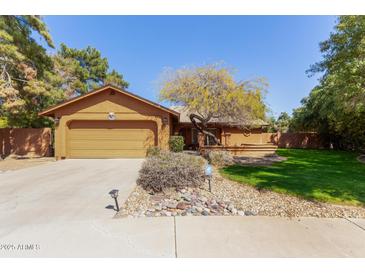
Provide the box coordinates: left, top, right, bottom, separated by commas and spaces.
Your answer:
205, 164, 213, 192
109, 189, 120, 212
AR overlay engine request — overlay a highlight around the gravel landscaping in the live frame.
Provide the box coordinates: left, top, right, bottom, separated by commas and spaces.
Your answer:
117, 171, 365, 219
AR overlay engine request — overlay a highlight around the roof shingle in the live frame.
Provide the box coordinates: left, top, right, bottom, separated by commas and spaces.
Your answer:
169, 106, 268, 127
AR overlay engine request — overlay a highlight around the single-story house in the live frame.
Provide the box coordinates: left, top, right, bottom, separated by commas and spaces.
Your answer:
40, 85, 273, 159
170, 106, 269, 150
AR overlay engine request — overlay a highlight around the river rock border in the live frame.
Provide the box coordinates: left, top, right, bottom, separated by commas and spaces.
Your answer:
116, 172, 365, 218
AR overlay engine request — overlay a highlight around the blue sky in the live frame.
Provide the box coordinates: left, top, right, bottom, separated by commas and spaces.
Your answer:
43, 16, 336, 117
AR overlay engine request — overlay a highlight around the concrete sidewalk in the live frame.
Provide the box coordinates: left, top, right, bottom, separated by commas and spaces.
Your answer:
175, 216, 365, 257
0, 216, 364, 257
0, 217, 175, 257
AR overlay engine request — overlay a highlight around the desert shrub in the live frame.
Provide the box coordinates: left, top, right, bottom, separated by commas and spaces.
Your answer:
207, 150, 234, 167
137, 151, 206, 191
146, 146, 161, 157
169, 135, 184, 152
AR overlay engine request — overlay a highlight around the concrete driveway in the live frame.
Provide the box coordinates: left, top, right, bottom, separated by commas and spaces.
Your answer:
0, 160, 145, 250
0, 159, 176, 257
0, 160, 364, 257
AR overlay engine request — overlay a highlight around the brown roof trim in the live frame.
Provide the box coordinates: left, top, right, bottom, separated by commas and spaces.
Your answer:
177, 122, 268, 128
39, 85, 179, 117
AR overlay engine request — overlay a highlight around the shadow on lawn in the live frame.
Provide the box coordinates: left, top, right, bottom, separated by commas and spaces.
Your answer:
221, 149, 365, 206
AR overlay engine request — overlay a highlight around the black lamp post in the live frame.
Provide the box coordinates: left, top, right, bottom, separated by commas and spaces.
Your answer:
205, 164, 213, 192
109, 189, 120, 212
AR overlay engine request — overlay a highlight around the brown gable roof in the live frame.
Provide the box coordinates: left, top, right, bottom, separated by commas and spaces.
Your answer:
39, 85, 179, 117
170, 105, 269, 127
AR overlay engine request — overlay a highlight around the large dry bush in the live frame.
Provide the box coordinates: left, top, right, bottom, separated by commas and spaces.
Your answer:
137, 151, 206, 192
207, 150, 234, 167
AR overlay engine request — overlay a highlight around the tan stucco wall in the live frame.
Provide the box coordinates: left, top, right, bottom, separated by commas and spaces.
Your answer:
53, 88, 172, 159
221, 127, 264, 146
172, 124, 266, 147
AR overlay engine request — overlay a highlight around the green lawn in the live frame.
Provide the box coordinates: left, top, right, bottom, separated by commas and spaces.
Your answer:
220, 149, 365, 206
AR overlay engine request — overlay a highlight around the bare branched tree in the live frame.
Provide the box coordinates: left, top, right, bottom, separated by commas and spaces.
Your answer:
159, 64, 268, 145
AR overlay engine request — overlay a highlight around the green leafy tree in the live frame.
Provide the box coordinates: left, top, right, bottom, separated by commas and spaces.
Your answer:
46, 46, 129, 100
0, 15, 55, 127
0, 116, 8, 128
265, 115, 277, 133
0, 16, 129, 127
276, 112, 291, 132
159, 64, 268, 145
265, 112, 292, 133
42, 54, 87, 102
292, 16, 365, 149
105, 69, 128, 88
58, 44, 128, 95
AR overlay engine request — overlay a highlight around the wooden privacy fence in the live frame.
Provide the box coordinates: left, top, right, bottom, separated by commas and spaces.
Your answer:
266, 132, 325, 149
0, 128, 52, 158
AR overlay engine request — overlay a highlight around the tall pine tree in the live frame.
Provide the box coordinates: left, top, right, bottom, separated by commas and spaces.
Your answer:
0, 16, 129, 127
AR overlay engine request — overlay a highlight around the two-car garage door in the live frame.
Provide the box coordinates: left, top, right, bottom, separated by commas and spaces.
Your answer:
67, 120, 157, 158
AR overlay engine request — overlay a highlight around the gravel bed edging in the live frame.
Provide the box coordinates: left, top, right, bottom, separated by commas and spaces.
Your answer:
116, 172, 365, 219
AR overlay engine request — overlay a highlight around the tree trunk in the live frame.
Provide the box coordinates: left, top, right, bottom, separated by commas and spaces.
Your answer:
189, 113, 221, 146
